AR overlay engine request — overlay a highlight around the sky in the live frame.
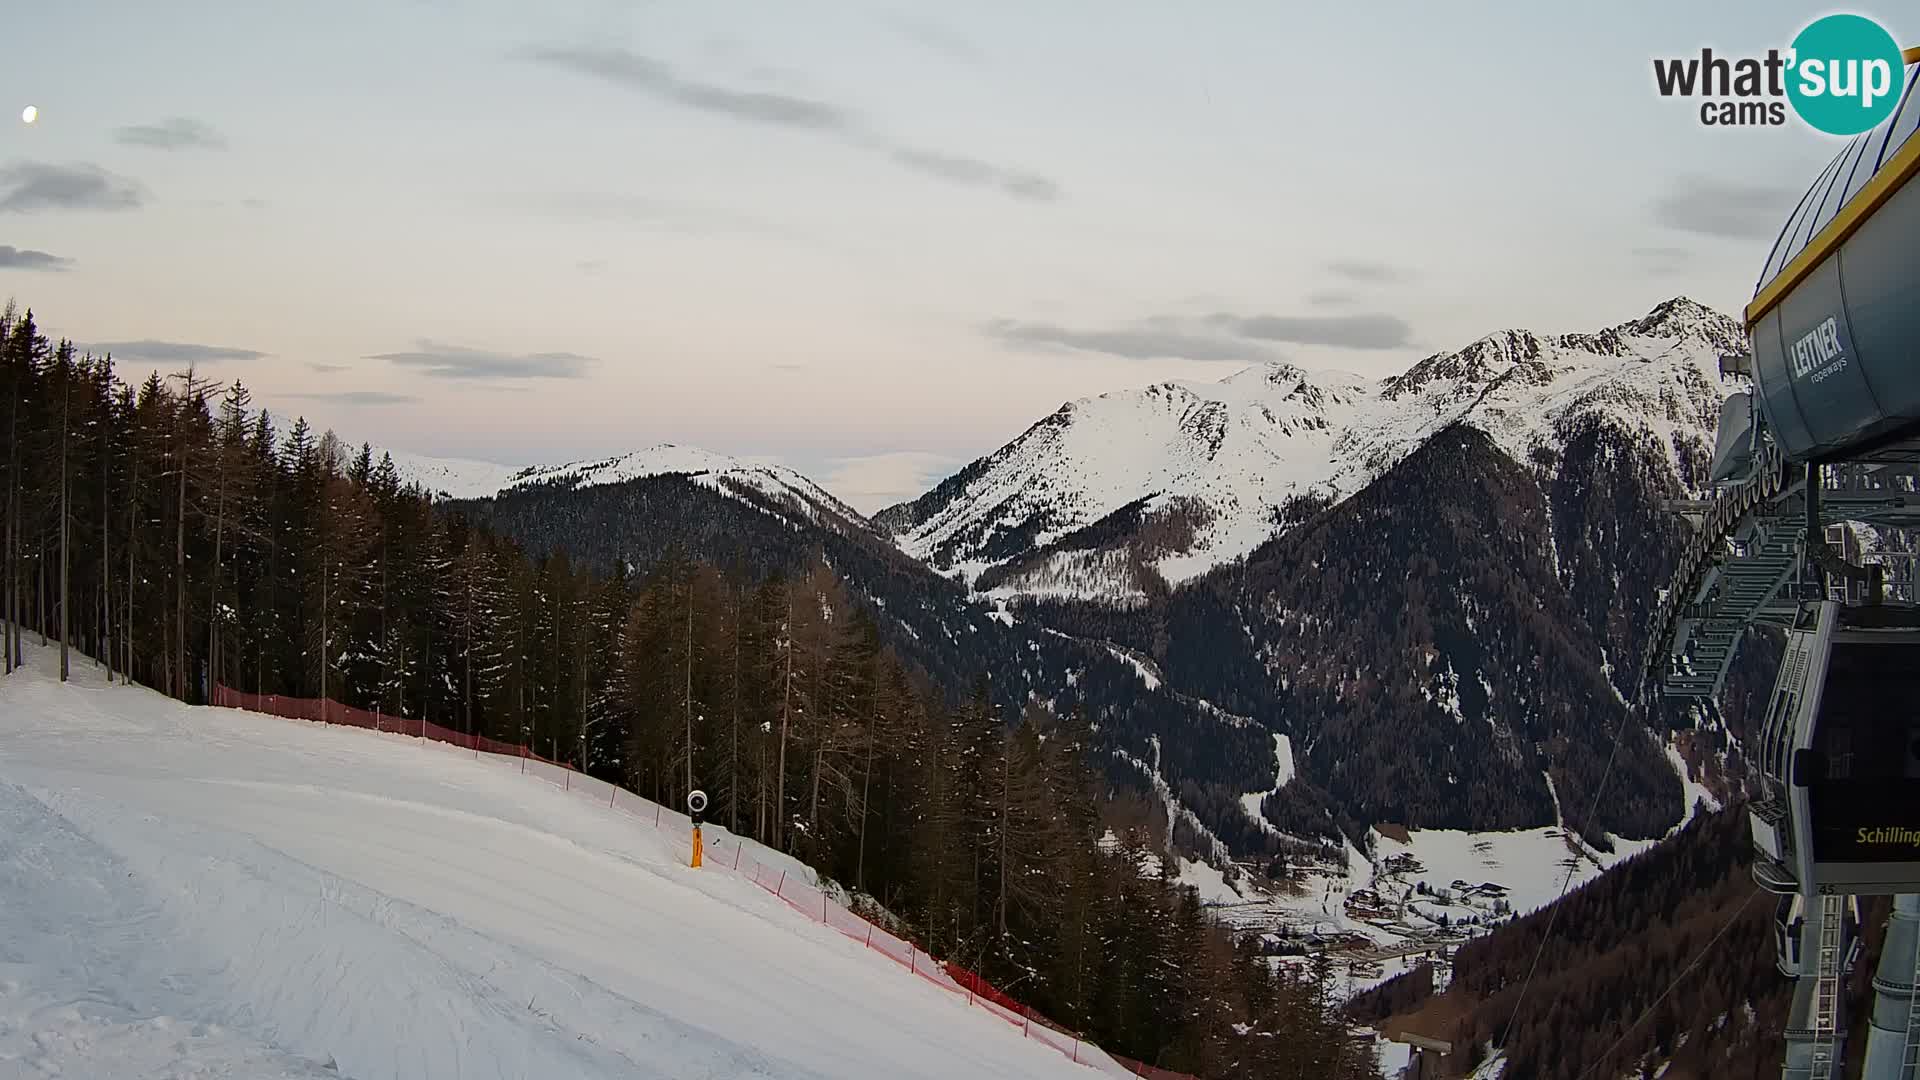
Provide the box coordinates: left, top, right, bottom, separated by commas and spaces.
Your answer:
1, 1, 1901, 510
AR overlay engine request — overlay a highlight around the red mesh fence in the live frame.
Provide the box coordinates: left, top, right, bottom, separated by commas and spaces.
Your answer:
209, 684, 1197, 1080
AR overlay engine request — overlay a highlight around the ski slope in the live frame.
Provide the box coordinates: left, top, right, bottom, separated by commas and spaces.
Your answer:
0, 645, 1110, 1080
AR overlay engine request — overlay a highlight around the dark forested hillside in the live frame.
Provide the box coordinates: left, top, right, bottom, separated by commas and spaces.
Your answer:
0, 304, 1376, 1079
1144, 425, 1663, 844
1118, 417, 1770, 849
444, 444, 1295, 862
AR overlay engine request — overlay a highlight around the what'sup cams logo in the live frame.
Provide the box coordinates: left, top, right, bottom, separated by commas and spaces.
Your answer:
1654, 13, 1907, 134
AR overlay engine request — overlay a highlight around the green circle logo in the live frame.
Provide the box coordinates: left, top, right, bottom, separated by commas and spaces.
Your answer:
1787, 14, 1907, 135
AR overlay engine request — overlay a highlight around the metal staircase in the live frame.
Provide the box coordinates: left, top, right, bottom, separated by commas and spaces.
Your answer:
1812, 893, 1847, 1080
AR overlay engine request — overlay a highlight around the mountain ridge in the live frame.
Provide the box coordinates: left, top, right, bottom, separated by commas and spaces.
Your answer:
375, 297, 1754, 868
879, 296, 1743, 604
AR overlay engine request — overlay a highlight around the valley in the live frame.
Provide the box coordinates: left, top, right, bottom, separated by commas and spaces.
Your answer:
380, 296, 1757, 958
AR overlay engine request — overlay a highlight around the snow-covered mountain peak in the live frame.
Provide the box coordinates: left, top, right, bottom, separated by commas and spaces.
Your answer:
386, 443, 868, 530
1618, 295, 1745, 353
886, 298, 1744, 601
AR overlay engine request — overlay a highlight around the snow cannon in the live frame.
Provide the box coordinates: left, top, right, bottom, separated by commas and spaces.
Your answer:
1746, 53, 1920, 465
687, 789, 707, 868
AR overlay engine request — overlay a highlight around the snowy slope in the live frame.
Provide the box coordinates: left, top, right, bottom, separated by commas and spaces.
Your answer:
0, 647, 1107, 1080
379, 449, 535, 500
385, 443, 873, 533
884, 297, 1742, 597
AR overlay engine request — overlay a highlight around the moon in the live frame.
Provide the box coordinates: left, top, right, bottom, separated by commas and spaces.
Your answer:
20, 105, 36, 124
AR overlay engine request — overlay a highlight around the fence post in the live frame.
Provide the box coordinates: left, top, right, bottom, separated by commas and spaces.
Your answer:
1022, 1011, 1031, 1037
733, 845, 742, 870
777, 870, 786, 896
822, 892, 828, 923
655, 804, 662, 827
1072, 1040, 1079, 1064
865, 923, 874, 949
374, 706, 381, 734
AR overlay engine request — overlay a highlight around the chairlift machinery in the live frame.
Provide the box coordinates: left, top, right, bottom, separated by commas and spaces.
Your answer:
1644, 50, 1920, 1080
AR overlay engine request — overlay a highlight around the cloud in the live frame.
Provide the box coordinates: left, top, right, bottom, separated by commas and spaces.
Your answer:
89, 339, 268, 364
285, 391, 421, 406
521, 44, 1058, 202
367, 339, 594, 379
1324, 259, 1411, 283
0, 244, 72, 271
575, 259, 608, 275
524, 45, 851, 128
816, 451, 961, 513
306, 362, 350, 373
883, 145, 1059, 201
1208, 311, 1413, 350
878, 14, 984, 64
1307, 289, 1356, 308
114, 117, 228, 151
0, 162, 145, 213
1651, 176, 1799, 239
985, 319, 1277, 363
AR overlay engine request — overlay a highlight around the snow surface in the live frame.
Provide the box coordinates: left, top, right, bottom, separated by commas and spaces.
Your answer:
891, 298, 1743, 598
1368, 826, 1600, 918
385, 443, 868, 528
0, 646, 1112, 1080
1176, 857, 1244, 905
379, 449, 531, 500
1238, 734, 1294, 837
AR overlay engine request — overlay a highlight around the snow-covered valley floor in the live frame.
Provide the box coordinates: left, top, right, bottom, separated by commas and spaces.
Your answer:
0, 644, 1103, 1079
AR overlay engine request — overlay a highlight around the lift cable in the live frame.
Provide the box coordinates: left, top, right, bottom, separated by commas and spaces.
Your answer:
1570, 884, 1768, 1080
1497, 685, 1639, 1049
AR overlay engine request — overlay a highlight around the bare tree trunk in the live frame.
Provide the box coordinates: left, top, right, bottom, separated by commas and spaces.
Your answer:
809, 745, 822, 838
3, 469, 12, 676
206, 450, 227, 699
378, 524, 389, 711
550, 593, 559, 760
124, 453, 135, 685
857, 706, 875, 893
207, 466, 225, 691
776, 590, 793, 851
997, 745, 1010, 939
38, 535, 48, 646
684, 576, 694, 798
4, 361, 19, 675
320, 557, 328, 708
174, 416, 187, 700
58, 370, 69, 680
463, 573, 474, 736
730, 582, 740, 835
100, 404, 112, 682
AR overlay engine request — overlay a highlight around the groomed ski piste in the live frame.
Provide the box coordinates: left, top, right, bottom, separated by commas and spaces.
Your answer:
0, 643, 1129, 1079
